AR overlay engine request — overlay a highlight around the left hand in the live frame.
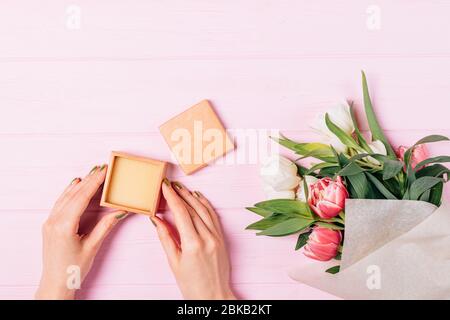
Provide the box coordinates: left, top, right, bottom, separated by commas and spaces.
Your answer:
35, 165, 128, 300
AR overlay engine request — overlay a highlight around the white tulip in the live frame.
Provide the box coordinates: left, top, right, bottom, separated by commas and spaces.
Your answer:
325, 134, 348, 154
311, 101, 355, 153
365, 140, 387, 165
260, 155, 301, 191
296, 175, 319, 202
263, 185, 296, 200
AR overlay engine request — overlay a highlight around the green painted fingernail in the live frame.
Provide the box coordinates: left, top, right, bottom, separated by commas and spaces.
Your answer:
100, 164, 107, 171
149, 217, 157, 227
193, 191, 202, 198
173, 181, 183, 190
162, 178, 170, 186
70, 177, 80, 185
89, 166, 99, 175
115, 212, 128, 220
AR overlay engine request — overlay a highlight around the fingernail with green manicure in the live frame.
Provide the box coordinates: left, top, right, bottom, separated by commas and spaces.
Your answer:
70, 177, 81, 185
193, 191, 202, 198
115, 212, 128, 220
89, 165, 99, 175
172, 181, 183, 190
162, 178, 170, 186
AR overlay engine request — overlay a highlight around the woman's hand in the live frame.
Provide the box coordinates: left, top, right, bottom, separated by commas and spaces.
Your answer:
151, 179, 236, 300
35, 165, 128, 300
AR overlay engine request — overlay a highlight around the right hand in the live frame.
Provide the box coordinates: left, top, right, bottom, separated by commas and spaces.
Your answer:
151, 179, 236, 300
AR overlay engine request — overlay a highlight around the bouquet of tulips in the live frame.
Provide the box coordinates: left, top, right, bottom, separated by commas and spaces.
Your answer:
246, 72, 450, 275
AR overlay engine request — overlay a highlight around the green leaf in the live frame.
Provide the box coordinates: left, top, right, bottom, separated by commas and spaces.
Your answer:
347, 172, 370, 198
381, 176, 402, 198
314, 222, 344, 230
402, 189, 410, 200
415, 156, 450, 170
296, 163, 311, 177
334, 252, 342, 261
349, 103, 372, 152
406, 162, 416, 187
245, 214, 289, 231
370, 153, 392, 162
257, 218, 314, 237
325, 113, 365, 153
409, 176, 443, 200
419, 189, 431, 202
306, 162, 338, 175
337, 162, 365, 177
416, 164, 450, 180
272, 136, 335, 162
404, 135, 449, 168
382, 159, 404, 180
319, 166, 341, 177
361, 71, 396, 157
302, 178, 309, 201
246, 207, 272, 217
254, 199, 313, 219
326, 266, 340, 274
429, 182, 444, 206
332, 151, 374, 201
413, 135, 449, 146
365, 172, 398, 199
348, 153, 372, 162
295, 231, 311, 250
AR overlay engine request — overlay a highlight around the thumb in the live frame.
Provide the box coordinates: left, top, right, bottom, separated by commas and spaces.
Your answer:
83, 211, 128, 251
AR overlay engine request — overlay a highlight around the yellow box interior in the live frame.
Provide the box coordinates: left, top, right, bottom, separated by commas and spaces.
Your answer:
105, 156, 161, 212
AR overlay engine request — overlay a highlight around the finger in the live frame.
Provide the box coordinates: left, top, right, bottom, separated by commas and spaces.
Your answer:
52, 177, 82, 214
161, 179, 198, 241
82, 210, 128, 251
192, 191, 224, 237
172, 182, 218, 236
150, 215, 180, 266
170, 182, 211, 241
63, 164, 103, 197
183, 202, 212, 241
66, 165, 108, 219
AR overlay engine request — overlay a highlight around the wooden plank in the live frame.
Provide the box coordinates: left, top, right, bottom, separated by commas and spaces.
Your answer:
0, 283, 337, 300
0, 1, 450, 59
1, 58, 450, 133
0, 130, 448, 210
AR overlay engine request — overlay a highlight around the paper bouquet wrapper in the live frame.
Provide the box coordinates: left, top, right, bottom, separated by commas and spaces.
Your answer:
289, 199, 450, 299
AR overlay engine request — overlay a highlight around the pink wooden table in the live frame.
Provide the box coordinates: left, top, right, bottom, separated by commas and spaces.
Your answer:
1, 1, 449, 299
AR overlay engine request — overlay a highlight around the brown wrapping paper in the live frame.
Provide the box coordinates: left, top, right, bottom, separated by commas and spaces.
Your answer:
289, 199, 450, 299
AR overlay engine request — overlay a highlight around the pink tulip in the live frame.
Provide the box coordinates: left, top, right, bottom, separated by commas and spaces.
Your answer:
308, 176, 349, 219
397, 144, 429, 170
304, 227, 342, 261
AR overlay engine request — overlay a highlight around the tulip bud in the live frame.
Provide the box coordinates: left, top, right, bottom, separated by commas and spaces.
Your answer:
260, 155, 301, 192
397, 144, 429, 170
311, 101, 355, 153
263, 185, 296, 200
364, 140, 387, 165
303, 227, 342, 261
308, 176, 349, 219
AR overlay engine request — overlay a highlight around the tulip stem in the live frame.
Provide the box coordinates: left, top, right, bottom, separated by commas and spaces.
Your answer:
355, 159, 381, 170
319, 217, 345, 224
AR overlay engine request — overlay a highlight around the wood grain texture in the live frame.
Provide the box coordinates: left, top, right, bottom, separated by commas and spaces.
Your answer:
0, 1, 449, 299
